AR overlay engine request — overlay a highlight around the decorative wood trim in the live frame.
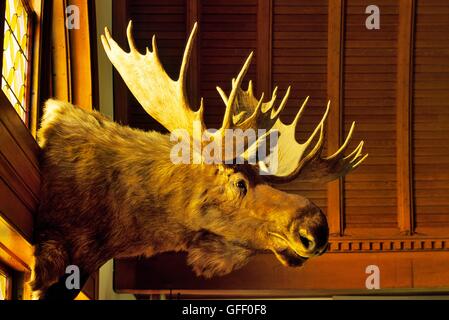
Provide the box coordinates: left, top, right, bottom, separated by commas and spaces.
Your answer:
396, 0, 415, 235
327, 0, 345, 236
34, 0, 52, 123
29, 0, 45, 137
88, 0, 99, 110
0, 215, 33, 299
0, 216, 33, 271
186, 0, 200, 108
115, 251, 449, 293
329, 238, 449, 253
67, 0, 95, 110
112, 0, 129, 124
256, 0, 272, 96
51, 0, 72, 102
0, 91, 39, 241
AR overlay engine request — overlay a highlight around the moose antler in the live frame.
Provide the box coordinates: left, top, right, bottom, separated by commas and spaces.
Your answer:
101, 21, 255, 160
101, 21, 367, 183
101, 21, 204, 136
218, 81, 368, 183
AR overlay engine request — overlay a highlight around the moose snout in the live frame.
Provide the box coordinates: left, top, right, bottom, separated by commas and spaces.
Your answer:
294, 205, 329, 257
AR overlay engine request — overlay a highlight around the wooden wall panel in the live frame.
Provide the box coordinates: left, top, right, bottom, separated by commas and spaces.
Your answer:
114, 0, 449, 295
200, 0, 258, 129
343, 0, 399, 230
116, 251, 449, 294
272, 0, 328, 212
126, 0, 187, 131
412, 0, 449, 230
0, 93, 39, 241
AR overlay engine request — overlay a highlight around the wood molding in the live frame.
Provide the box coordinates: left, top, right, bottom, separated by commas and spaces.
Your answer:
329, 237, 449, 253
112, 0, 129, 124
88, 0, 99, 110
67, 0, 96, 110
327, 0, 345, 236
186, 0, 200, 108
0, 91, 39, 241
256, 0, 272, 96
396, 0, 415, 235
51, 0, 72, 102
115, 251, 449, 293
0, 215, 33, 299
29, 0, 44, 137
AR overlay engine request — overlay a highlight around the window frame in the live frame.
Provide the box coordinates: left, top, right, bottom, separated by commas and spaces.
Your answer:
0, 261, 12, 300
2, 0, 35, 128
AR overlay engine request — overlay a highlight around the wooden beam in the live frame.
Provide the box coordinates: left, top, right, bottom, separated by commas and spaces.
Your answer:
0, 215, 33, 299
67, 0, 96, 110
115, 250, 449, 293
29, 0, 45, 137
327, 0, 345, 236
186, 0, 200, 108
256, 0, 272, 96
51, 0, 72, 102
396, 0, 415, 235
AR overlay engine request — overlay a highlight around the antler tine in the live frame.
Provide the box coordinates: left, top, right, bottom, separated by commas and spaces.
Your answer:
261, 98, 368, 184
179, 22, 198, 86
326, 121, 356, 160
216, 86, 228, 105
247, 80, 254, 95
126, 21, 137, 52
292, 96, 310, 127
305, 100, 330, 146
272, 86, 291, 118
221, 52, 254, 130
293, 100, 330, 163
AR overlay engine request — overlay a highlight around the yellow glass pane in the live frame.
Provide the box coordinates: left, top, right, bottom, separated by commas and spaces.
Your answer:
2, 0, 29, 124
0, 271, 7, 300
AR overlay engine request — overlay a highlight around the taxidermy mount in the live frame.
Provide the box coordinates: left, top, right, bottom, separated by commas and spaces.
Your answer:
31, 21, 367, 299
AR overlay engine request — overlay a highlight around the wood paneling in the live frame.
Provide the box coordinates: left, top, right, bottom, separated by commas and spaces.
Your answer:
113, 0, 449, 294
0, 92, 39, 241
396, 0, 415, 234
200, 0, 258, 129
68, 0, 98, 109
115, 250, 449, 293
343, 0, 399, 230
327, 0, 345, 235
412, 0, 449, 230
257, 0, 272, 96
272, 0, 328, 212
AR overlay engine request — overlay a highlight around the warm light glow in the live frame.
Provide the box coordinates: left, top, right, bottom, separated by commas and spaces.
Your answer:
0, 270, 7, 300
2, 0, 30, 124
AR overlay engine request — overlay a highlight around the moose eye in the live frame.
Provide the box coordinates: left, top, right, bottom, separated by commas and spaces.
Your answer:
236, 179, 247, 196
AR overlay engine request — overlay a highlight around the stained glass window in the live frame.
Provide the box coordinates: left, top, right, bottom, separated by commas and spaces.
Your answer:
2, 0, 31, 125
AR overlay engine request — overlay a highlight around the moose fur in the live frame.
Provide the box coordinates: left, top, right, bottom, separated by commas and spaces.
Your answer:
32, 99, 330, 298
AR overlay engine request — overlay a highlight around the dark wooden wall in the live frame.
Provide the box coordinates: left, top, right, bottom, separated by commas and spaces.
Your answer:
412, 0, 449, 229
113, 0, 449, 294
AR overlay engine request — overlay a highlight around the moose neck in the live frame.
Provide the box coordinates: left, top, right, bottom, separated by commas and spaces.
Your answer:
111, 125, 219, 255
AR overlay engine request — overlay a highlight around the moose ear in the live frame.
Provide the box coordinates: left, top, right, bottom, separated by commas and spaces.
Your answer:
187, 232, 253, 278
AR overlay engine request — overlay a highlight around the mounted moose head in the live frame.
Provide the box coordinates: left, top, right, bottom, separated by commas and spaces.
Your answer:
32, 22, 367, 299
